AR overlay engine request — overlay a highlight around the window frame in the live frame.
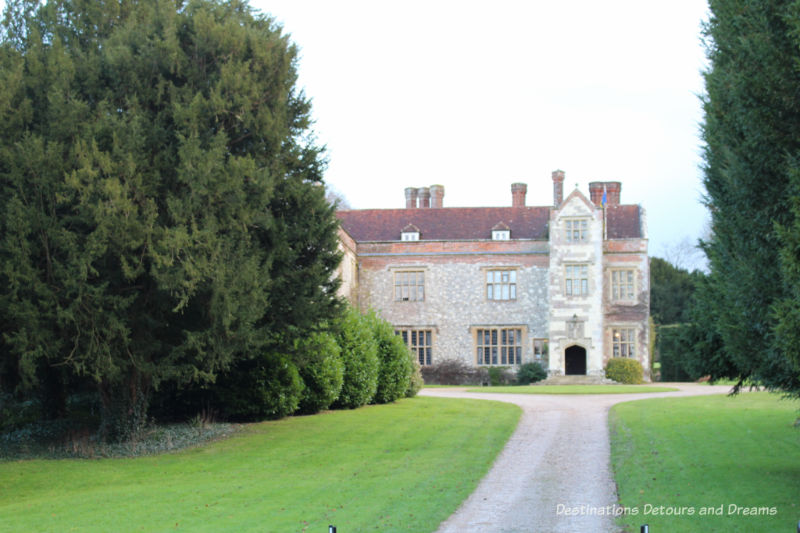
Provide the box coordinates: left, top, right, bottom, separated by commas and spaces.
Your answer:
485, 268, 518, 301
611, 327, 637, 358
610, 268, 636, 302
492, 230, 510, 240
394, 270, 425, 302
401, 231, 420, 241
474, 326, 524, 366
532, 338, 548, 365
564, 218, 589, 243
396, 328, 433, 366
564, 264, 589, 296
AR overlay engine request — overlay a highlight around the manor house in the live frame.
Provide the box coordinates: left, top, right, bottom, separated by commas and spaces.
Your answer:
335, 170, 650, 378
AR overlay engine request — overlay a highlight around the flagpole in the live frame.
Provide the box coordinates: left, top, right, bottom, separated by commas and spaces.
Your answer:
602, 184, 607, 240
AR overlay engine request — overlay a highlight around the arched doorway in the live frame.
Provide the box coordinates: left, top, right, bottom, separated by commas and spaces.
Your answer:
565, 345, 587, 375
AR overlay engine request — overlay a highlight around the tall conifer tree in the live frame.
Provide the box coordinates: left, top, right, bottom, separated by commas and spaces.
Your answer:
701, 0, 800, 397
0, 0, 341, 438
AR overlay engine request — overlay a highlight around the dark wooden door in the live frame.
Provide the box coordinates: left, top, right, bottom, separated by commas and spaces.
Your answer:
565, 346, 587, 375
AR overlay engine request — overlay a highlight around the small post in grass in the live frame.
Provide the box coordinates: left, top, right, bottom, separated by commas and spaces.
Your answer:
641, 525, 649, 533
329, 526, 336, 533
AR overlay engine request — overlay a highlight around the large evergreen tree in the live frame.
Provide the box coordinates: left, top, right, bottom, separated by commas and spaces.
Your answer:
649, 257, 697, 325
0, 0, 341, 438
701, 0, 800, 397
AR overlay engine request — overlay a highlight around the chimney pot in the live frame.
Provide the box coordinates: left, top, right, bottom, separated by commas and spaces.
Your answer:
430, 184, 445, 208
511, 182, 527, 207
605, 181, 621, 205
417, 187, 431, 208
588, 181, 622, 206
404, 187, 418, 209
552, 170, 565, 207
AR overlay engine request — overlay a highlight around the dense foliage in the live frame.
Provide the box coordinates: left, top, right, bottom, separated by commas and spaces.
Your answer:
420, 358, 488, 386
605, 358, 644, 384
370, 312, 414, 404
699, 0, 800, 398
0, 0, 342, 439
405, 359, 424, 397
649, 257, 697, 325
516, 362, 547, 385
215, 351, 304, 421
655, 325, 693, 382
331, 307, 380, 409
294, 331, 344, 415
649, 258, 701, 381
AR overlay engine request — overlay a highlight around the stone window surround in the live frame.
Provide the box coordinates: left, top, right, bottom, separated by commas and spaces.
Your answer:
564, 263, 590, 297
564, 217, 589, 243
609, 268, 636, 302
609, 325, 638, 358
391, 266, 427, 302
395, 327, 435, 366
470, 325, 528, 366
481, 266, 519, 301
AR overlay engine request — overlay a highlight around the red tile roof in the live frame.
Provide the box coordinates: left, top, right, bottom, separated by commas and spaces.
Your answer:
605, 205, 642, 239
337, 205, 641, 242
337, 207, 550, 241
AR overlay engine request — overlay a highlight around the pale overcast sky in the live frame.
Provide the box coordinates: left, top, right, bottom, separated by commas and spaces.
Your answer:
254, 0, 712, 268
0, 0, 711, 268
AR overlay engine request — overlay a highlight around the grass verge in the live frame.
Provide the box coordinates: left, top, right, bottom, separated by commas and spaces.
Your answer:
465, 385, 679, 394
0, 397, 520, 533
610, 392, 800, 532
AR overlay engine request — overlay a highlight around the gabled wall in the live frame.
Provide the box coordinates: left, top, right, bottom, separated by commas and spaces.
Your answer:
548, 190, 605, 376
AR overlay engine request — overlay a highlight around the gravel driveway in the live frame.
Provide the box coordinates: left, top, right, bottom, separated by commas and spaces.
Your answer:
420, 384, 733, 533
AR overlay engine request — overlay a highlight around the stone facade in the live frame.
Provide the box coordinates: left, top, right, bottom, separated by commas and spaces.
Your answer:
336, 171, 650, 379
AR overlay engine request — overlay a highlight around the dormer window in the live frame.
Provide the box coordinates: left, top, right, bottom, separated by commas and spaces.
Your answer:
401, 224, 420, 241
491, 222, 510, 240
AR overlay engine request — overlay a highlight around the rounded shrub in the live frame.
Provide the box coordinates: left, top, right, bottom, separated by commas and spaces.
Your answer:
216, 352, 303, 421
605, 357, 644, 384
487, 366, 515, 386
368, 311, 413, 404
405, 359, 424, 397
332, 307, 379, 409
516, 362, 547, 384
293, 331, 344, 415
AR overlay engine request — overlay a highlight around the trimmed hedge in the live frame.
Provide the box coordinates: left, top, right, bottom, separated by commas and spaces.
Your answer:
294, 332, 344, 415
406, 359, 423, 397
605, 358, 644, 384
332, 308, 379, 409
216, 352, 304, 420
369, 312, 414, 404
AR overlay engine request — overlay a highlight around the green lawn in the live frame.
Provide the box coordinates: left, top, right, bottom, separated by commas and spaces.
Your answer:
0, 397, 520, 533
465, 385, 679, 394
610, 392, 800, 532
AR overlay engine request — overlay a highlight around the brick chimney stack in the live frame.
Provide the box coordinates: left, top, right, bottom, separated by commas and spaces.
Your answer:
405, 187, 418, 209
605, 182, 621, 205
430, 184, 444, 208
589, 182, 604, 206
588, 181, 622, 207
552, 170, 565, 207
511, 183, 527, 207
417, 187, 431, 208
